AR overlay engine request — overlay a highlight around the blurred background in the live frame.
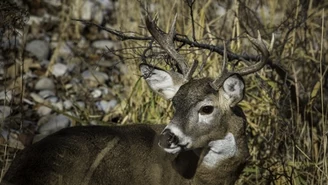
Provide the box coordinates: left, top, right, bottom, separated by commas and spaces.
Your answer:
0, 0, 327, 184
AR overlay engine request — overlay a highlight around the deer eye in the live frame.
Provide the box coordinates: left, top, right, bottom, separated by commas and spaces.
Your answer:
199, 106, 214, 115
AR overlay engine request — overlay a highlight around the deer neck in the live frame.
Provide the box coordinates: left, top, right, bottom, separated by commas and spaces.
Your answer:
190, 106, 248, 185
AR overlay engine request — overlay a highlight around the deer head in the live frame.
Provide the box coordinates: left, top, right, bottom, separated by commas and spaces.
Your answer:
141, 14, 271, 154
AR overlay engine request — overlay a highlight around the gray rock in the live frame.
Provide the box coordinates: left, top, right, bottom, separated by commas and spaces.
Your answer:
96, 0, 114, 10
27, 16, 43, 25
35, 77, 55, 90
0, 106, 11, 119
82, 70, 109, 84
43, 0, 62, 7
0, 90, 13, 102
58, 42, 73, 57
63, 100, 73, 109
25, 40, 50, 61
0, 67, 4, 80
40, 59, 50, 67
51, 101, 63, 111
81, 1, 93, 21
92, 7, 104, 24
8, 132, 25, 149
97, 58, 114, 67
99, 86, 109, 95
38, 90, 55, 99
0, 129, 9, 140
30, 93, 45, 103
77, 37, 88, 49
79, 0, 107, 24
46, 96, 59, 103
91, 40, 116, 50
76, 101, 85, 109
64, 84, 73, 90
96, 100, 108, 112
51, 63, 68, 77
91, 89, 102, 98
38, 114, 70, 135
37, 106, 52, 116
90, 120, 98, 125
96, 99, 117, 113
108, 99, 118, 108
23, 98, 34, 105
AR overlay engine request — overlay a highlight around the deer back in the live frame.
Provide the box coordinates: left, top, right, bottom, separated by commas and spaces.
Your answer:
3, 124, 200, 185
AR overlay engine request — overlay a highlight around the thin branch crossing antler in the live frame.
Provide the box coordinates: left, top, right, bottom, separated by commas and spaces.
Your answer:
211, 31, 273, 90
145, 14, 197, 81
237, 31, 272, 75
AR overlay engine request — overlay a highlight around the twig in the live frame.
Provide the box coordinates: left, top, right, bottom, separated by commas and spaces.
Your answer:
73, 18, 259, 62
72, 18, 291, 83
72, 18, 151, 41
186, 0, 197, 42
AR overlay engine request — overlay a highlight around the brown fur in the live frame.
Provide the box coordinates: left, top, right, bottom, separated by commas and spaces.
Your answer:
2, 117, 248, 185
195, 107, 249, 185
3, 76, 249, 185
3, 124, 182, 185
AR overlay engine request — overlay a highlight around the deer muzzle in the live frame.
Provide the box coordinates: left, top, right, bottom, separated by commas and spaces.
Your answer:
158, 129, 179, 149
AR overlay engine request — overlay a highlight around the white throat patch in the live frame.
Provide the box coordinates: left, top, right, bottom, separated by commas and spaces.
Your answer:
202, 132, 237, 168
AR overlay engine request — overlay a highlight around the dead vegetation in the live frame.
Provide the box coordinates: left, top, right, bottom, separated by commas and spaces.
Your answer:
0, 0, 327, 184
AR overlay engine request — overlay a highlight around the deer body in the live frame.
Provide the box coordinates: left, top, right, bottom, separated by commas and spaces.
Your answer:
1, 123, 246, 185
3, 124, 185, 185
3, 77, 249, 185
2, 14, 272, 185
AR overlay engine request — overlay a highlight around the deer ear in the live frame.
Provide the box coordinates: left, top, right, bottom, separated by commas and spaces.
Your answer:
140, 64, 184, 100
222, 74, 245, 107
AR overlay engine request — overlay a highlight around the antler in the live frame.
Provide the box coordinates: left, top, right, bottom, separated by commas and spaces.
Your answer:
211, 31, 273, 90
145, 14, 197, 81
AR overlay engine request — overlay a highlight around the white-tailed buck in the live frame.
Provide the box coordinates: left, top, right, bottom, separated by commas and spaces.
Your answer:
1, 15, 271, 185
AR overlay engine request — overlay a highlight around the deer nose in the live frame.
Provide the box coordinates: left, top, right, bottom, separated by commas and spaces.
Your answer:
159, 129, 179, 148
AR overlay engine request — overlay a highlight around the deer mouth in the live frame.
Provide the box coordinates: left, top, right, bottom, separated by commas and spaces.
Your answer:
162, 146, 182, 154
158, 128, 191, 154
160, 143, 190, 154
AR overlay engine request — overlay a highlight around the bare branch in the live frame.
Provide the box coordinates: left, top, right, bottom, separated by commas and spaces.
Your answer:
211, 32, 272, 90
72, 18, 262, 62
72, 18, 289, 84
186, 0, 197, 42
72, 18, 151, 41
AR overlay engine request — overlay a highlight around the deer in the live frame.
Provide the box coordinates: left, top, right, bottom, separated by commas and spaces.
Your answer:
1, 14, 271, 185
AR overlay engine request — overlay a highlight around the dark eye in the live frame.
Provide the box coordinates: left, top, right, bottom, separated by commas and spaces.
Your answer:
199, 106, 214, 115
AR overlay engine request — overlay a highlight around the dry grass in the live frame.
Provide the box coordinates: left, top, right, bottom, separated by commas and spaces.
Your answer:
1, 0, 327, 184
114, 0, 328, 184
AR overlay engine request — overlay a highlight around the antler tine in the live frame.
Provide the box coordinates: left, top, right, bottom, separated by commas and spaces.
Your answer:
185, 60, 199, 80
237, 31, 272, 76
211, 32, 271, 91
222, 42, 228, 74
145, 14, 197, 81
211, 42, 234, 90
